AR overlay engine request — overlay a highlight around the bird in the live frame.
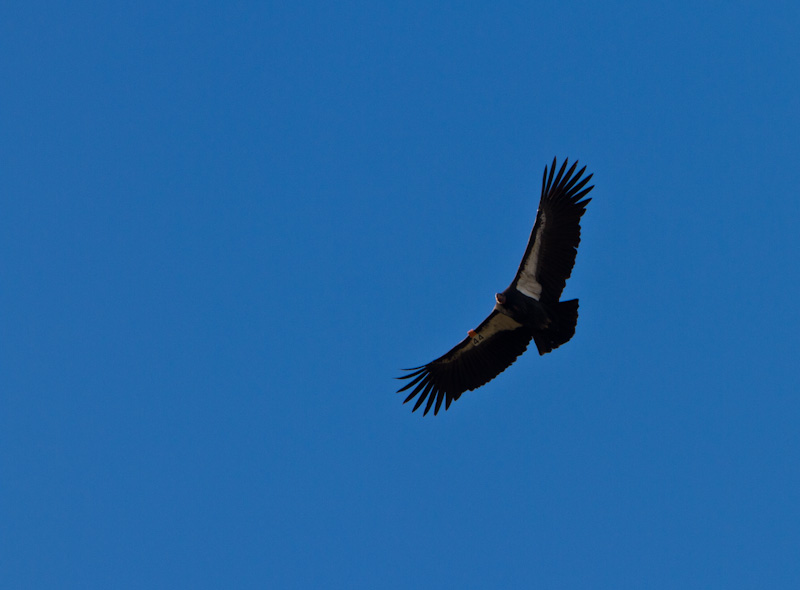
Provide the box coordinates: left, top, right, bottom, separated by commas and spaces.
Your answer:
397, 157, 594, 415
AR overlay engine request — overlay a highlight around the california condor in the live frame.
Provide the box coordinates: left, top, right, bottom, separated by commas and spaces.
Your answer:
397, 157, 594, 415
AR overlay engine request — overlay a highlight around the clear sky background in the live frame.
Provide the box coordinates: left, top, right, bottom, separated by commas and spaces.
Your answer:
3, 1, 799, 588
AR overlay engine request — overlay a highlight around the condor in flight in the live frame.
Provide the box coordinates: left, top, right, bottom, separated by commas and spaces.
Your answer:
397, 157, 594, 415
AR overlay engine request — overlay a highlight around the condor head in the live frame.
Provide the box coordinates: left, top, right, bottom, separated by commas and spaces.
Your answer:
493, 292, 508, 313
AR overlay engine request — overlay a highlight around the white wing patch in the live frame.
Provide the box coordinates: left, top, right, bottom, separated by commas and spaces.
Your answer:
469, 313, 523, 348
516, 211, 545, 300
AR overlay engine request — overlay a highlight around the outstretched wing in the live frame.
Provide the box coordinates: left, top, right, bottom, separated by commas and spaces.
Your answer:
397, 311, 532, 416
512, 157, 594, 303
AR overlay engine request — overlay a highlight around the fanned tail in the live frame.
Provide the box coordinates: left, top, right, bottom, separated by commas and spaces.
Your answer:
532, 299, 579, 355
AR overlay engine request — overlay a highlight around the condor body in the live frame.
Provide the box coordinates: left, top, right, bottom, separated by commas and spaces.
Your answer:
398, 157, 593, 415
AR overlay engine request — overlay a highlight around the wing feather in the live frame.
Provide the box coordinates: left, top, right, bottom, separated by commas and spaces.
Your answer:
512, 157, 594, 302
396, 311, 532, 415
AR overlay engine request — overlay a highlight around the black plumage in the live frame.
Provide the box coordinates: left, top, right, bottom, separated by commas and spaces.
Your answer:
397, 157, 594, 415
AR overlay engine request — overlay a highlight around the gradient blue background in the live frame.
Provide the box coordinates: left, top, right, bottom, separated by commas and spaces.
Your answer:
3, 1, 799, 588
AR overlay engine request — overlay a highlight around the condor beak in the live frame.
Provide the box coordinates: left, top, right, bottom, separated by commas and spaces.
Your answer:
495, 293, 506, 304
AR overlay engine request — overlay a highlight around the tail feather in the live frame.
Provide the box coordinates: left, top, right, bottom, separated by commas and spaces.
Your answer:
533, 299, 579, 355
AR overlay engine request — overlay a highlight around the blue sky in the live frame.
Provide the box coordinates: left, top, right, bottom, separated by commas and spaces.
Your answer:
2, 1, 799, 588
